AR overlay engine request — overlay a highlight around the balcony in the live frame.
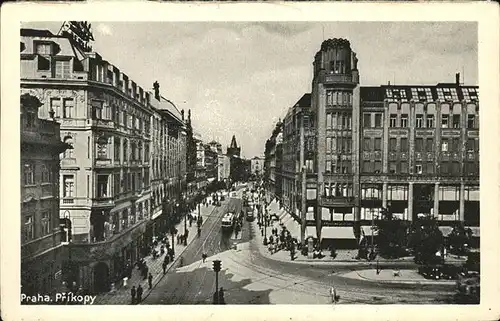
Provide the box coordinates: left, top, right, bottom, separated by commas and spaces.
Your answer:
92, 197, 115, 208
320, 196, 355, 207
87, 119, 115, 130
94, 158, 113, 168
322, 73, 356, 85
68, 219, 148, 262
61, 158, 77, 167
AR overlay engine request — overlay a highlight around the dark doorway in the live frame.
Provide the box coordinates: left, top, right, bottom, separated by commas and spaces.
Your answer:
93, 262, 110, 293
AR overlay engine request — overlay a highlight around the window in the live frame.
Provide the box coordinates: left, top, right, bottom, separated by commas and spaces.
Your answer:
50, 98, 61, 118
451, 162, 460, 175
466, 138, 478, 152
123, 140, 128, 162
401, 161, 408, 174
138, 142, 143, 162
389, 114, 397, 127
363, 161, 372, 173
24, 215, 34, 242
441, 162, 449, 175
36, 43, 51, 55
97, 175, 109, 198
441, 115, 449, 128
144, 143, 150, 163
55, 60, 71, 78
96, 137, 108, 159
63, 136, 74, 158
400, 114, 408, 127
467, 115, 475, 129
63, 175, 74, 197
426, 114, 434, 128
62, 99, 74, 118
389, 162, 397, 174
374, 138, 382, 151
426, 162, 434, 174
325, 161, 332, 172
363, 138, 372, 151
415, 164, 423, 175
416, 114, 423, 128
326, 113, 332, 129
91, 101, 103, 120
41, 164, 51, 183
389, 138, 397, 152
363, 113, 372, 128
23, 163, 35, 185
326, 91, 334, 105
114, 137, 121, 162
25, 111, 36, 128
441, 140, 449, 152
415, 138, 423, 152
452, 114, 460, 128
400, 138, 408, 152
426, 138, 434, 152
326, 137, 332, 153
374, 161, 382, 173
374, 113, 382, 127
41, 211, 50, 235
451, 138, 460, 152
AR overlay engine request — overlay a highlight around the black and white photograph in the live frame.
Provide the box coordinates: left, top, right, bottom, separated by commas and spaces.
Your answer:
2, 2, 499, 321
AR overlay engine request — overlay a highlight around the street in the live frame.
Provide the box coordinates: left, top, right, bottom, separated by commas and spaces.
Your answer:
143, 190, 456, 305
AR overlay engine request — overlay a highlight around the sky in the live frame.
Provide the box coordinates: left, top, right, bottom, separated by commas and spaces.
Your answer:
22, 21, 478, 158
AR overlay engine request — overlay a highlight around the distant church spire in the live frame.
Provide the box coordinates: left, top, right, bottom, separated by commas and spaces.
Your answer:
230, 135, 238, 149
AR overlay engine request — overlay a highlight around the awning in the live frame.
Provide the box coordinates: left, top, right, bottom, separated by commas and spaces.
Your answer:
467, 226, 480, 237
439, 226, 453, 236
321, 226, 356, 239
151, 208, 162, 220
362, 226, 378, 236
207, 178, 216, 183
110, 201, 132, 214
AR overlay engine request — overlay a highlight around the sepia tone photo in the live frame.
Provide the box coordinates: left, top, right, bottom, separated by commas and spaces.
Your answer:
18, 20, 481, 305
1, 3, 499, 321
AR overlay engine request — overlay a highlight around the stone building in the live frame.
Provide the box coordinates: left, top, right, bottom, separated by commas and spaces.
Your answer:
21, 93, 69, 296
250, 156, 265, 177
20, 24, 187, 293
268, 38, 480, 249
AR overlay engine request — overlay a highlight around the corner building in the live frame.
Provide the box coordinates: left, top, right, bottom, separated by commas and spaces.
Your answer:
280, 38, 479, 248
20, 27, 184, 293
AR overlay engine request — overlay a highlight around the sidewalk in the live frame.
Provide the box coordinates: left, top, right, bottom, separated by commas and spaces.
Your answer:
254, 197, 467, 267
340, 269, 455, 286
94, 201, 217, 305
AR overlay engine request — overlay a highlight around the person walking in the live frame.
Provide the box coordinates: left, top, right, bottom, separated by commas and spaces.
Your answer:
148, 273, 153, 289
162, 260, 167, 274
202, 252, 207, 263
218, 287, 225, 304
130, 286, 136, 304
136, 284, 143, 304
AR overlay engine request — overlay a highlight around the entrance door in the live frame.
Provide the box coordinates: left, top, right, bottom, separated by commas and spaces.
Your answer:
93, 262, 109, 293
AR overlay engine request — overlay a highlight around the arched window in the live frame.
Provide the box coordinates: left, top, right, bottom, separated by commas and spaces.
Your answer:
40, 164, 51, 183
63, 136, 74, 158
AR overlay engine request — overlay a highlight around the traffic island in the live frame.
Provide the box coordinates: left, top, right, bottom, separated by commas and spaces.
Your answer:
340, 269, 456, 286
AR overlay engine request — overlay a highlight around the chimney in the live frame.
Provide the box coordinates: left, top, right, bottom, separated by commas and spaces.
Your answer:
153, 81, 160, 101
181, 109, 185, 121
455, 73, 460, 86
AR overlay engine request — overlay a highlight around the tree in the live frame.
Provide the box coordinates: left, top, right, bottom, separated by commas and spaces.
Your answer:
374, 208, 410, 259
407, 216, 444, 265
448, 222, 472, 255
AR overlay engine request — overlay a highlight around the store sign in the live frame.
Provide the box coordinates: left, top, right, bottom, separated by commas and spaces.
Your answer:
60, 21, 94, 52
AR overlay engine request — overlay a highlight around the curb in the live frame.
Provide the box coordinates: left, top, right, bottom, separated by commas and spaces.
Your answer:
348, 270, 456, 286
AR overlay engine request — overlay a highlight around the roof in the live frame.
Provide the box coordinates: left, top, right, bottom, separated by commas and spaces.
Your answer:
150, 95, 184, 124
360, 84, 479, 103
294, 93, 311, 108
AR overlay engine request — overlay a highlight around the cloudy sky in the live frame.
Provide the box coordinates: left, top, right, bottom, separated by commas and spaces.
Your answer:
22, 21, 477, 158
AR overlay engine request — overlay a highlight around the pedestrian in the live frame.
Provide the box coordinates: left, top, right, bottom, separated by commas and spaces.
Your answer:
162, 261, 167, 274
202, 252, 207, 263
213, 290, 219, 304
218, 287, 225, 304
330, 286, 338, 304
148, 273, 153, 289
130, 286, 136, 304
144, 266, 149, 280
136, 285, 143, 303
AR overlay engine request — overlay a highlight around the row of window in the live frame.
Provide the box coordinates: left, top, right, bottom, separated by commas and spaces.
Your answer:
62, 170, 151, 199
326, 136, 353, 153
326, 91, 353, 106
23, 162, 54, 186
23, 211, 51, 242
358, 161, 480, 175
363, 112, 479, 129
326, 112, 352, 130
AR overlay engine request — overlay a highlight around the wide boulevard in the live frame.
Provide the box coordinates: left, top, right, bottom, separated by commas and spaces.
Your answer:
143, 187, 455, 305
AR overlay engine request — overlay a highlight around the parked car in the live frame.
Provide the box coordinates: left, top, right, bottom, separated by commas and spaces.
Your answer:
418, 264, 461, 280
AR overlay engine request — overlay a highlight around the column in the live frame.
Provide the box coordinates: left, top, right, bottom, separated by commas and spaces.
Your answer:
382, 182, 388, 208
459, 183, 465, 222
408, 182, 414, 222
433, 182, 440, 219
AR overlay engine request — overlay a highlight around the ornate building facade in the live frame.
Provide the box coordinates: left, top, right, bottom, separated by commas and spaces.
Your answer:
266, 38, 480, 248
20, 25, 187, 293
21, 93, 70, 296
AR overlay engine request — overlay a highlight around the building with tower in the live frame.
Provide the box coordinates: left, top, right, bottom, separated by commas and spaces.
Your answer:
227, 135, 241, 158
267, 38, 479, 249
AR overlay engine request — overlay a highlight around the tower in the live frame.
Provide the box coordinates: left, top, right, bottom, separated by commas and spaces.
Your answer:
227, 135, 241, 158
311, 38, 361, 241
